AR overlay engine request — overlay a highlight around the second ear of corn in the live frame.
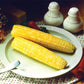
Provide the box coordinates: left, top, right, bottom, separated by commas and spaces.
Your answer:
11, 25, 76, 53
11, 37, 67, 70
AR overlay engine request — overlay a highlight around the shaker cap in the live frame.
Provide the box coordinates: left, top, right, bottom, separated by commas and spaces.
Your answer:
68, 7, 79, 17
48, 2, 60, 10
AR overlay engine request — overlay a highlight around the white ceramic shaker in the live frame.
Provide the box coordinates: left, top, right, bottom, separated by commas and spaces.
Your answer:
63, 7, 83, 33
44, 1, 63, 26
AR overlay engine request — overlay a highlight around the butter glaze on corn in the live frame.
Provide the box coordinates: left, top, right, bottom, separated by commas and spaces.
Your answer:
11, 37, 67, 69
11, 25, 75, 53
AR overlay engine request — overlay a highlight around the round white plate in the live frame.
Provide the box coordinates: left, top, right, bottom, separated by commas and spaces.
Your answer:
0, 25, 83, 78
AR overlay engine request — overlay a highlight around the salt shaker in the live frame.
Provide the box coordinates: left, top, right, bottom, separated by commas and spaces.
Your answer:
63, 7, 83, 33
44, 1, 63, 26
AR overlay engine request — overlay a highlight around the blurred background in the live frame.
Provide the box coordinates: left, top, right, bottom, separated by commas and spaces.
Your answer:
0, 0, 81, 21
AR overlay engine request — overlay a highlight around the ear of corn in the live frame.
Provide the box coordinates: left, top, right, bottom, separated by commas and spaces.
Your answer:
11, 25, 76, 53
11, 37, 67, 70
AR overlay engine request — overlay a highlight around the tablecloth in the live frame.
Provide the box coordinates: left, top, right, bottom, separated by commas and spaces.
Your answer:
0, 21, 84, 84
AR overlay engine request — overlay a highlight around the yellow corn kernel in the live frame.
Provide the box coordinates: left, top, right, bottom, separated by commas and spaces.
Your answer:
11, 25, 75, 53
11, 37, 67, 70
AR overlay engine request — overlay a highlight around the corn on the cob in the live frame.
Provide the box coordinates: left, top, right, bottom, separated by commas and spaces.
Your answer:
11, 25, 75, 53
11, 37, 67, 70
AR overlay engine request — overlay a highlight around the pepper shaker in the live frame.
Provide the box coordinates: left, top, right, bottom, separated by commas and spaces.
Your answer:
44, 1, 63, 26
63, 7, 83, 33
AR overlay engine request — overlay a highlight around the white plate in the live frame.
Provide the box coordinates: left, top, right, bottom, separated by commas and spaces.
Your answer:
0, 25, 83, 78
